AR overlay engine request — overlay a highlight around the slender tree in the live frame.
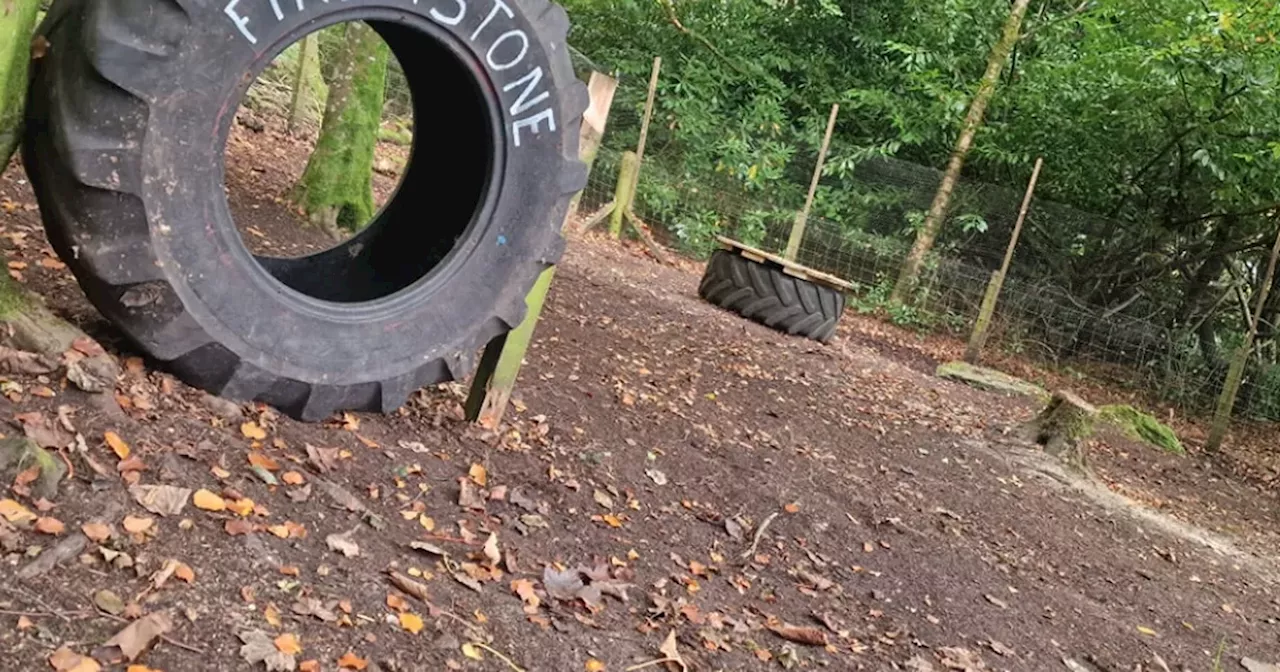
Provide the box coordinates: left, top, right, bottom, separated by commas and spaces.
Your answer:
286, 34, 322, 135
292, 22, 389, 237
889, 0, 1032, 303
0, 0, 41, 168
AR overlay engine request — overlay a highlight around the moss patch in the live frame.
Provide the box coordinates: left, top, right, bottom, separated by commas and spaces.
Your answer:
1098, 404, 1184, 455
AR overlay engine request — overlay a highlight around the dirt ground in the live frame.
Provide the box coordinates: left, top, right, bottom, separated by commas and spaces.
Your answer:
2, 130, 1280, 672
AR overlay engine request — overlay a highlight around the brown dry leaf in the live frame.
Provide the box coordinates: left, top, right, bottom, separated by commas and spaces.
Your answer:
601, 513, 624, 528
13, 464, 40, 490
241, 422, 267, 440
49, 646, 101, 672
783, 502, 800, 514
34, 516, 65, 535
274, 633, 302, 655
105, 611, 173, 661
766, 622, 828, 647
458, 478, 486, 510
264, 603, 282, 627
267, 524, 290, 539
248, 452, 280, 471
239, 630, 296, 671
17, 412, 72, 449
386, 593, 409, 612
193, 489, 227, 512
225, 519, 254, 536
122, 515, 154, 534
79, 521, 113, 541
388, 571, 430, 601
129, 484, 192, 517
511, 578, 541, 611
104, 431, 130, 460
469, 463, 488, 486
326, 529, 359, 557
338, 651, 369, 670
355, 434, 379, 449
305, 444, 338, 473
399, 612, 425, 634
299, 662, 320, 672
282, 471, 305, 485
659, 630, 688, 672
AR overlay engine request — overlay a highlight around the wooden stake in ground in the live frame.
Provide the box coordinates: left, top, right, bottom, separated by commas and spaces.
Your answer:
578, 57, 670, 264
464, 72, 618, 429
1029, 389, 1096, 472
1206, 225, 1280, 451
964, 157, 1043, 364
286, 34, 319, 135
784, 104, 839, 262
0, 0, 41, 168
890, 0, 1033, 304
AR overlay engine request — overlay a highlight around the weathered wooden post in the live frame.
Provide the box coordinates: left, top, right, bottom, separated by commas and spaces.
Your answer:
964, 157, 1043, 364
1207, 224, 1280, 451
464, 72, 618, 428
784, 103, 839, 262
608, 151, 640, 239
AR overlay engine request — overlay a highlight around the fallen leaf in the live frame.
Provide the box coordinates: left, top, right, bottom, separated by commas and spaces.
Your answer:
49, 647, 101, 672
659, 630, 688, 672
225, 519, 254, 535
17, 412, 72, 449
461, 643, 483, 661
766, 622, 828, 646
282, 471, 305, 485
129, 484, 192, 516
483, 533, 501, 567
105, 611, 173, 661
593, 489, 614, 509
418, 514, 436, 531
784, 502, 800, 514
174, 562, 195, 583
275, 633, 302, 655
388, 571, 430, 601
326, 529, 359, 557
193, 489, 227, 512
248, 452, 280, 471
386, 593, 409, 612
939, 647, 986, 670
264, 603, 282, 627
227, 498, 255, 517
469, 463, 488, 486
544, 566, 586, 601
13, 464, 39, 490
122, 515, 154, 534
1241, 658, 1280, 672
104, 431, 130, 460
512, 578, 541, 610
241, 422, 267, 440
601, 513, 623, 528
305, 444, 338, 473
338, 652, 368, 670
586, 659, 606, 671
0, 498, 35, 526
94, 589, 126, 615
645, 468, 668, 486
299, 661, 319, 672
16, 616, 32, 630
34, 516, 65, 535
984, 594, 1008, 609
458, 478, 486, 510
1137, 625, 1158, 636
399, 612, 425, 634
239, 630, 296, 671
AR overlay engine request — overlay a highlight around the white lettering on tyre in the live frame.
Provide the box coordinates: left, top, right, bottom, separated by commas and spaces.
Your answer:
221, 0, 558, 147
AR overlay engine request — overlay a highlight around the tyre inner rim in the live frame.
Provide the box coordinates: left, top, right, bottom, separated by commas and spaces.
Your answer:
229, 18, 499, 305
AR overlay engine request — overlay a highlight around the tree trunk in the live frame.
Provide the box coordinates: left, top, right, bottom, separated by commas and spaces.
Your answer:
292, 22, 389, 237
890, 0, 1032, 304
0, 0, 41, 168
286, 33, 322, 135
1207, 225, 1280, 452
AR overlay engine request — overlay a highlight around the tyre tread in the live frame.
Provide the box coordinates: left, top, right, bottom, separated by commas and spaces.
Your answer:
697, 250, 845, 343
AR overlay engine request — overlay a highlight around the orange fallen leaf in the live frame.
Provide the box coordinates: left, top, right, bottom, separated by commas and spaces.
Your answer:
30, 386, 55, 398
16, 615, 32, 630
279, 565, 301, 576
386, 593, 408, 612
586, 659, 607, 672
240, 421, 267, 440
281, 471, 305, 485
784, 502, 800, 514
247, 452, 280, 471
104, 431, 130, 460
469, 463, 488, 487
337, 651, 368, 670
274, 633, 302, 655
355, 434, 379, 448
34, 517, 65, 535
174, 562, 195, 583
126, 666, 159, 672
418, 515, 435, 532
227, 498, 255, 517
299, 662, 320, 672
398, 612, 424, 634
267, 524, 290, 539
193, 489, 226, 512
211, 465, 231, 479
601, 513, 623, 528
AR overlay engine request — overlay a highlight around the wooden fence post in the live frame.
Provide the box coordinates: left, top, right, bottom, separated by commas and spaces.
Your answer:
1207, 224, 1280, 451
785, 103, 839, 261
609, 151, 639, 239
964, 156, 1043, 363
464, 72, 618, 428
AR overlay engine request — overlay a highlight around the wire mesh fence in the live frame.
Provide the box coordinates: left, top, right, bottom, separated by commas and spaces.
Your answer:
579, 74, 1280, 423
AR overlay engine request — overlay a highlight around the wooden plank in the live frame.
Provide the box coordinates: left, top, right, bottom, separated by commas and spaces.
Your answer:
714, 235, 855, 292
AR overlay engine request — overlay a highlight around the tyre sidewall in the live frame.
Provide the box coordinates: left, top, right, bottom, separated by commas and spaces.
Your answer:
128, 0, 576, 383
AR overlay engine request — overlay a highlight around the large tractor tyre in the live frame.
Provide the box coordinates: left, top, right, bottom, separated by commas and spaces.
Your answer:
24, 0, 588, 420
698, 250, 845, 343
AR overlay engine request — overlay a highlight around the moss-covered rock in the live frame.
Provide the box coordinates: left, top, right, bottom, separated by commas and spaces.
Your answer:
936, 361, 1050, 402
0, 437, 66, 499
1098, 404, 1184, 455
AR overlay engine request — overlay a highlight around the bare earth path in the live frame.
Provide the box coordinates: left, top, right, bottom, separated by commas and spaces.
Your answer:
1, 153, 1279, 671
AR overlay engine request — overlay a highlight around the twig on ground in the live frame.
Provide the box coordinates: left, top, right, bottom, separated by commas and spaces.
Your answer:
740, 511, 780, 561
469, 642, 525, 671
0, 609, 85, 619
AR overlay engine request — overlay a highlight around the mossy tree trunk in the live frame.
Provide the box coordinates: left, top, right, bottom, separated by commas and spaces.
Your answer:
1, 0, 41, 169
292, 22, 389, 237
